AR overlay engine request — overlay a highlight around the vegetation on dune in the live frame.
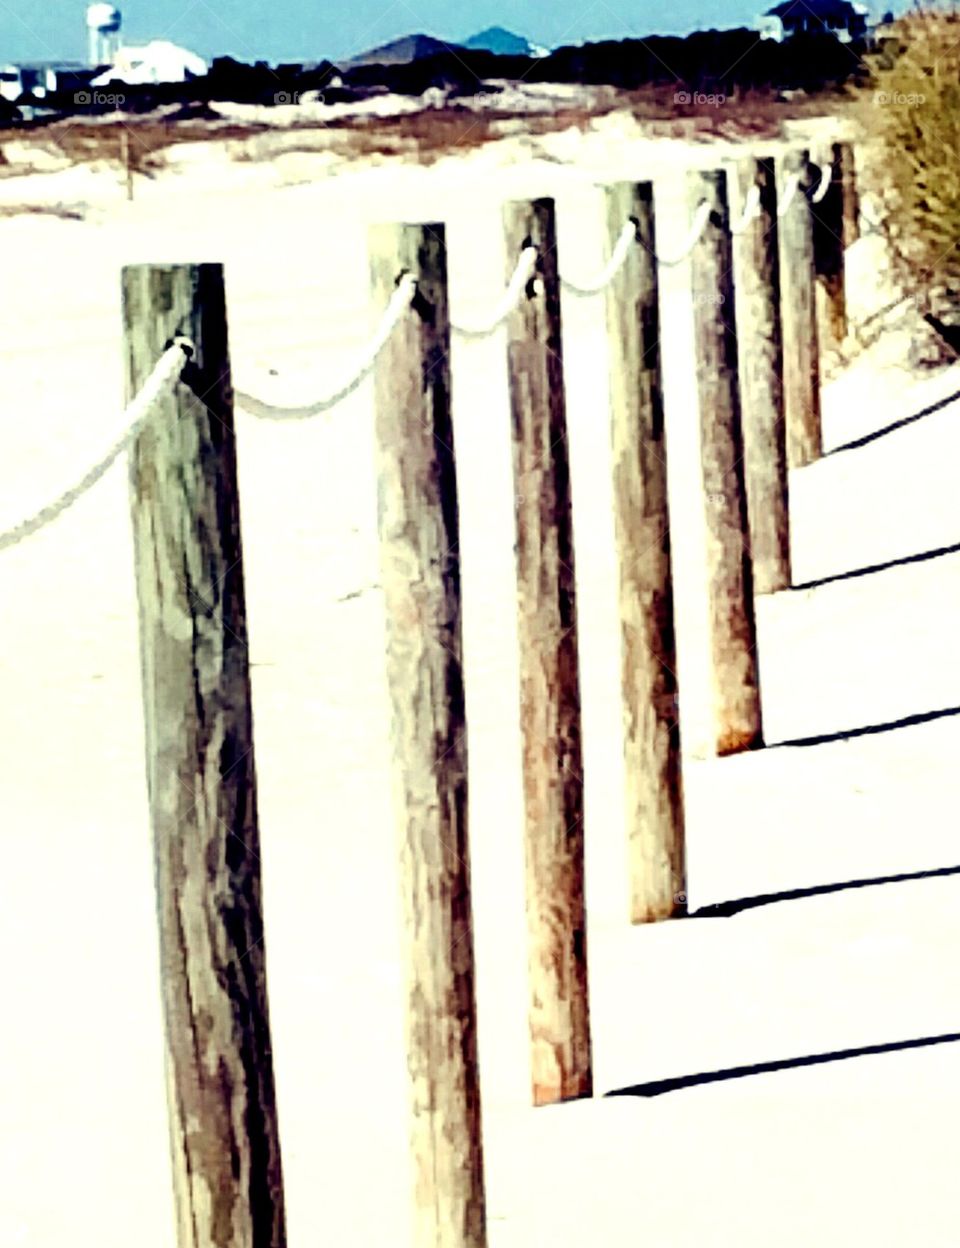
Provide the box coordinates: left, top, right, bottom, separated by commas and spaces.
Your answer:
859, 3, 960, 353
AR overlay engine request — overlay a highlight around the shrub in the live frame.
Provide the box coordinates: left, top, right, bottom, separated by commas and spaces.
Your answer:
859, 4, 960, 330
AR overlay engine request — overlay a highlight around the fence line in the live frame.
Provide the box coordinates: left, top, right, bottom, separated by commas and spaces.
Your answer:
0, 143, 861, 554
2, 139, 869, 1248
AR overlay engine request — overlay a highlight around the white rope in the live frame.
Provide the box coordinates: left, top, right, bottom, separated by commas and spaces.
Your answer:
0, 340, 192, 554
653, 199, 713, 267
777, 172, 802, 217
235, 273, 417, 421
811, 161, 832, 204
451, 247, 540, 338
729, 183, 763, 236
559, 221, 639, 296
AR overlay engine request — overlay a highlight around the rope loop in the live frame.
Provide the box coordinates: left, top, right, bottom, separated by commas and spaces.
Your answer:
0, 340, 192, 553
810, 161, 833, 204
729, 184, 762, 236
560, 221, 639, 296
235, 272, 417, 420
777, 172, 802, 218
451, 247, 540, 337
653, 199, 713, 267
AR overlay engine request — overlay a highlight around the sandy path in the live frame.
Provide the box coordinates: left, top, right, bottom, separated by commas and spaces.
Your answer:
2, 128, 957, 1246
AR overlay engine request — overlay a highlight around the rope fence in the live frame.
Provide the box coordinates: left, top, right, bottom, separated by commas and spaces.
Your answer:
0, 145, 875, 1247
0, 151, 862, 555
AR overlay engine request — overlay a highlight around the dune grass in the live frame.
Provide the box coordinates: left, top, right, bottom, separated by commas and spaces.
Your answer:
857, 4, 960, 325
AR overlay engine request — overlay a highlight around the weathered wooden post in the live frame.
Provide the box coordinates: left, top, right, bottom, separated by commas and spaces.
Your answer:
778, 149, 823, 468
838, 141, 860, 247
123, 264, 286, 1248
811, 144, 847, 353
504, 197, 592, 1105
730, 157, 792, 597
604, 182, 685, 924
369, 223, 487, 1248
688, 170, 764, 755
120, 128, 134, 202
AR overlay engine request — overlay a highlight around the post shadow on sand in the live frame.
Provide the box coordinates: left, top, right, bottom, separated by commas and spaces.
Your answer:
680, 704, 960, 921
828, 386, 960, 454
605, 1032, 960, 1099
791, 541, 960, 592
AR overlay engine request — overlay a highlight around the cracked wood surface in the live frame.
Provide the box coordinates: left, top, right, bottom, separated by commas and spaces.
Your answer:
504, 198, 592, 1107
688, 171, 763, 756
604, 181, 686, 924
370, 223, 487, 1248
124, 264, 286, 1248
778, 149, 823, 468
731, 157, 792, 599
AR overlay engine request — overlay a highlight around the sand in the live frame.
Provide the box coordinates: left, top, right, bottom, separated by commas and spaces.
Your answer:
1, 109, 958, 1246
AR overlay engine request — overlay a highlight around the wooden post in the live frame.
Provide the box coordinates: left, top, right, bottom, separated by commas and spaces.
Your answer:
604, 182, 685, 924
123, 264, 286, 1248
504, 198, 592, 1106
730, 157, 792, 597
811, 144, 847, 352
121, 128, 134, 202
838, 141, 860, 247
369, 223, 487, 1248
778, 149, 822, 468
688, 170, 763, 756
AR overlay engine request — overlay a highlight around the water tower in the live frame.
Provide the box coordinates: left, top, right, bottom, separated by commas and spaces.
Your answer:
86, 4, 122, 67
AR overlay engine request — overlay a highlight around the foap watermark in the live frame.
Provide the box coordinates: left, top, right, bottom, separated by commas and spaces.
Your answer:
75, 89, 125, 107
874, 89, 926, 107
273, 91, 325, 106
692, 291, 726, 307
674, 89, 726, 107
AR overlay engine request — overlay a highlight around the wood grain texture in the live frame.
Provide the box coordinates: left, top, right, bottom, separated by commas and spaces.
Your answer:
730, 157, 792, 598
604, 182, 685, 924
838, 141, 860, 247
504, 198, 592, 1107
778, 149, 823, 468
688, 170, 764, 756
369, 224, 487, 1248
124, 264, 286, 1248
811, 142, 848, 353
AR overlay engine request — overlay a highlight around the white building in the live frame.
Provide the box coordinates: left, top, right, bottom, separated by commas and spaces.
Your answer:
91, 40, 207, 87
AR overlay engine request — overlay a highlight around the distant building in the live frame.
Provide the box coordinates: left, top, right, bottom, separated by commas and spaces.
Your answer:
0, 62, 92, 102
90, 40, 207, 86
758, 0, 869, 42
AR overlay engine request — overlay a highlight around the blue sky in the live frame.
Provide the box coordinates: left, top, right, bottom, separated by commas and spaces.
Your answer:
0, 0, 802, 65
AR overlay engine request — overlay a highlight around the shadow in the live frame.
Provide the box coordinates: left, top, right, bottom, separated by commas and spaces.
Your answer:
791, 541, 960, 591
769, 704, 960, 748
688, 864, 960, 920
605, 1032, 960, 1099
828, 387, 960, 455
